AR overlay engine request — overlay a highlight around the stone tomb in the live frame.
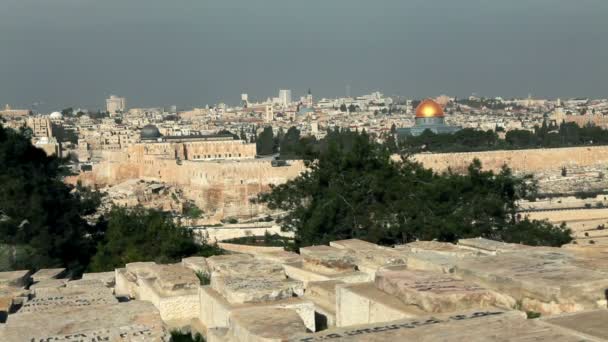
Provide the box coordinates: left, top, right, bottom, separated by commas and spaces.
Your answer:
18, 286, 118, 314
199, 254, 315, 333
283, 246, 372, 287
82, 271, 116, 288
208, 307, 309, 342
207, 254, 304, 304
454, 251, 608, 315
199, 286, 315, 333
0, 301, 168, 342
335, 282, 426, 327
31, 268, 67, 282
329, 239, 407, 276
289, 309, 605, 342
117, 262, 201, 324
542, 309, 608, 341
374, 266, 516, 313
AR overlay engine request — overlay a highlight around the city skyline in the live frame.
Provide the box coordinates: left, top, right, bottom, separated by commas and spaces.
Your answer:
2, 0, 608, 111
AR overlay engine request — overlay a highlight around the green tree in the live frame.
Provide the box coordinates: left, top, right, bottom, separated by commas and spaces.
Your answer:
279, 127, 301, 159
256, 126, 275, 156
0, 125, 101, 274
89, 207, 222, 272
259, 131, 571, 248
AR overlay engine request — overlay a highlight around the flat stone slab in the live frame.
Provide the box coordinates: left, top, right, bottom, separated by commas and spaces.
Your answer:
229, 307, 308, 341
29, 278, 68, 293
290, 310, 593, 341
454, 253, 608, 310
66, 278, 109, 289
542, 310, 608, 340
255, 250, 304, 264
208, 255, 286, 281
300, 246, 358, 273
82, 271, 116, 287
211, 275, 304, 304
0, 301, 167, 342
336, 282, 426, 327
149, 263, 199, 293
457, 238, 535, 255
375, 267, 515, 313
31, 268, 66, 282
330, 239, 407, 275
0, 270, 31, 287
399, 241, 479, 258
18, 287, 118, 314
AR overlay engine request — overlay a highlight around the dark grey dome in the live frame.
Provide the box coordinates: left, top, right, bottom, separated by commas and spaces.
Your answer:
140, 124, 161, 139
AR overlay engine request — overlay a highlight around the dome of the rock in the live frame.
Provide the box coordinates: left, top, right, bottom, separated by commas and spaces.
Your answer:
415, 99, 444, 118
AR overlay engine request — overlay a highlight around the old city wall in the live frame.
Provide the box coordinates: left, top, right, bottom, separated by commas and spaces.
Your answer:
412, 146, 608, 174
69, 154, 306, 219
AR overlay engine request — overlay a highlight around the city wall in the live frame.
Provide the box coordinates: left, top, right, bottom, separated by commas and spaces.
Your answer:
68, 146, 608, 219
412, 146, 608, 174
68, 153, 306, 219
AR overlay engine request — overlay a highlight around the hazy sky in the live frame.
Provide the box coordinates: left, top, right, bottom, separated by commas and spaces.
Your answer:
1, 0, 607, 111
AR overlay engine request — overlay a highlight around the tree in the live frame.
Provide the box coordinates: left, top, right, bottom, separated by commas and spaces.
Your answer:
279, 127, 301, 159
259, 131, 571, 248
339, 104, 347, 112
0, 125, 101, 274
256, 126, 275, 156
89, 207, 222, 272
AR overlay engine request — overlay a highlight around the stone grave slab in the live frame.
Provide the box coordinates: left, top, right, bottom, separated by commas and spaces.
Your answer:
255, 250, 303, 264
300, 246, 358, 274
199, 286, 316, 332
541, 310, 608, 341
336, 282, 426, 327
283, 262, 372, 287
82, 271, 116, 287
0, 270, 31, 288
457, 237, 535, 255
289, 309, 593, 342
329, 239, 407, 276
31, 268, 66, 282
229, 307, 308, 341
211, 274, 304, 304
375, 267, 515, 313
398, 241, 479, 258
18, 286, 117, 314
454, 253, 608, 314
29, 278, 68, 293
0, 301, 167, 342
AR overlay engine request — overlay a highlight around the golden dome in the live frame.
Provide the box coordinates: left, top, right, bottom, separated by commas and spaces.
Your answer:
415, 99, 444, 118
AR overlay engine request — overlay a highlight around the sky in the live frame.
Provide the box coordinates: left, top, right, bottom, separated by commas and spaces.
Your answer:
1, 0, 607, 112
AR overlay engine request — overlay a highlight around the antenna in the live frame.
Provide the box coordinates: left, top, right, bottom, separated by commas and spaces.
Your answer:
346, 84, 351, 98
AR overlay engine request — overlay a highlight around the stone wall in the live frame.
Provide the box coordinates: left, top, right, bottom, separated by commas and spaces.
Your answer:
68, 156, 305, 219
412, 146, 608, 174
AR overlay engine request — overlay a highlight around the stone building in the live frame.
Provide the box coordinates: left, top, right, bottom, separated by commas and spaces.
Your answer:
137, 124, 256, 161
26, 117, 53, 138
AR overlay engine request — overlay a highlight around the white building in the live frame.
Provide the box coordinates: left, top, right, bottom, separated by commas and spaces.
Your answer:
278, 89, 292, 107
106, 95, 126, 116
